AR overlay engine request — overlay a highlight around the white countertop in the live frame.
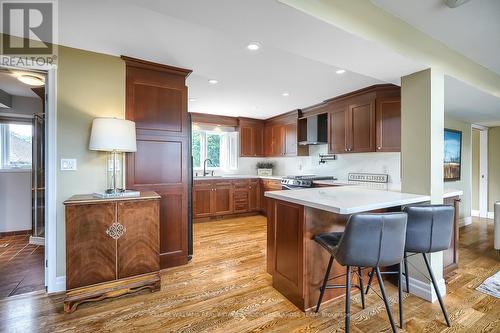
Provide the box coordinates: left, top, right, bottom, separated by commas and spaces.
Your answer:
264, 185, 463, 215
193, 174, 283, 181
313, 180, 463, 198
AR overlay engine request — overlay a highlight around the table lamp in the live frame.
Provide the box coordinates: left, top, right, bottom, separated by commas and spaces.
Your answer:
89, 117, 137, 197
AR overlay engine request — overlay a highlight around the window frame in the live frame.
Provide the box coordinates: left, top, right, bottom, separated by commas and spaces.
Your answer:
0, 121, 33, 170
192, 129, 238, 171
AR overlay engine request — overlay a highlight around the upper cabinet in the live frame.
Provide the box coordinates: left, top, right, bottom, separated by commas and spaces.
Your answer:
239, 118, 265, 157
264, 111, 308, 157
326, 85, 400, 154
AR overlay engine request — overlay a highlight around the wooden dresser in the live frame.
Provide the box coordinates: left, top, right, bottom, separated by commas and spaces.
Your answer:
63, 191, 161, 313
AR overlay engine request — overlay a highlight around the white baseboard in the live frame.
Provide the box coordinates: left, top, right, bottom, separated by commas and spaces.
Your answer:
29, 236, 45, 246
402, 276, 446, 303
471, 210, 480, 217
487, 212, 494, 219
459, 217, 472, 227
52, 276, 66, 293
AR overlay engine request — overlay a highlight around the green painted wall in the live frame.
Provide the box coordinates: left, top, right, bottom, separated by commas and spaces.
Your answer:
56, 46, 125, 277
471, 129, 480, 211
444, 116, 472, 220
488, 127, 500, 212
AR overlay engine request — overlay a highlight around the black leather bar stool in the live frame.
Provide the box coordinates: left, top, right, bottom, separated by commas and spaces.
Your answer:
314, 212, 408, 333
403, 205, 454, 327
365, 204, 454, 328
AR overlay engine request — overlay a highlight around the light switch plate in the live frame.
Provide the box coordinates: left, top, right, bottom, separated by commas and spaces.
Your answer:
61, 159, 77, 171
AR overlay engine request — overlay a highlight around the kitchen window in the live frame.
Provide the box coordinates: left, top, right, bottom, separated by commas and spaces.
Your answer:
192, 126, 238, 171
0, 123, 33, 170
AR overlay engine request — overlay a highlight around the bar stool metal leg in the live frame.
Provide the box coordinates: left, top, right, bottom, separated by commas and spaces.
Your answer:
315, 255, 334, 313
365, 268, 375, 294
422, 253, 451, 327
375, 267, 397, 333
345, 266, 352, 333
404, 251, 410, 293
398, 263, 404, 328
358, 267, 365, 309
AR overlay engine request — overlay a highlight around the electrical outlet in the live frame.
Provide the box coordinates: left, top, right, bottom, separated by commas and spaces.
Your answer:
61, 159, 77, 171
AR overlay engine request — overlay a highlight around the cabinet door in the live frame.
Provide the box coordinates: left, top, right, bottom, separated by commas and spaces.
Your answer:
253, 125, 264, 157
376, 97, 401, 152
214, 182, 233, 215
66, 203, 116, 290
117, 200, 160, 279
328, 108, 348, 154
248, 180, 260, 211
193, 184, 213, 218
264, 126, 273, 157
349, 101, 375, 153
284, 123, 297, 156
240, 126, 253, 157
272, 125, 285, 156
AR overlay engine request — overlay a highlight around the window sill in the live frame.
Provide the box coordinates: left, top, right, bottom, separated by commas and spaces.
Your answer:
0, 168, 32, 173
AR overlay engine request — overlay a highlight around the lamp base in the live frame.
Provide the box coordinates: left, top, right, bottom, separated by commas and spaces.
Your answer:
93, 190, 140, 199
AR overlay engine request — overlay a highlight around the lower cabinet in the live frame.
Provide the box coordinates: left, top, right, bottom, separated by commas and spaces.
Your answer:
260, 179, 283, 217
443, 196, 460, 275
64, 192, 161, 313
193, 178, 272, 220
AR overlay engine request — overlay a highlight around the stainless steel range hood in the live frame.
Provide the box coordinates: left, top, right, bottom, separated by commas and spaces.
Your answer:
298, 114, 328, 145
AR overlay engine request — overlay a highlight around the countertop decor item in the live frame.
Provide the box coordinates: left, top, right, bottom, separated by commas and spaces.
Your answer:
89, 118, 138, 197
256, 162, 274, 176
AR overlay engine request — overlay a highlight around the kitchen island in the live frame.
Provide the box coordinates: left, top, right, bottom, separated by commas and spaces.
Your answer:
264, 186, 462, 311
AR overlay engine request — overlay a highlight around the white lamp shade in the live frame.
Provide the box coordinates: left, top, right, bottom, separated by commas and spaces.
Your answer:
89, 118, 137, 152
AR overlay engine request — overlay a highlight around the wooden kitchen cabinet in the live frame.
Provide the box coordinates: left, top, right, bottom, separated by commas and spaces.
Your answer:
260, 179, 282, 217
239, 118, 264, 157
64, 192, 161, 313
443, 196, 460, 275
376, 97, 401, 152
264, 111, 307, 157
248, 180, 260, 211
327, 85, 400, 154
192, 180, 234, 218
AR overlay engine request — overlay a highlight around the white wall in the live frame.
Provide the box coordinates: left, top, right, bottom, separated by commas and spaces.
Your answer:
0, 170, 32, 233
231, 145, 401, 183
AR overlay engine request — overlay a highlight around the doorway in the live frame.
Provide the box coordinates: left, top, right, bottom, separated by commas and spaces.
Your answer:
471, 125, 488, 218
0, 67, 47, 297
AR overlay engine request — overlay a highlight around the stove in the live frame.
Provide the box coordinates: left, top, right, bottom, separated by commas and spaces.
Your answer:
281, 175, 337, 189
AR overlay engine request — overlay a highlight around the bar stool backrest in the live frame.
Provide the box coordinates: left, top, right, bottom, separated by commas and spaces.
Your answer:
335, 213, 408, 267
404, 205, 454, 253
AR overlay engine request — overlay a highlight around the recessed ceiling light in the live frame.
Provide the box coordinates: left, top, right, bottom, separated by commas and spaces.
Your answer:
246, 42, 261, 51
208, 79, 219, 84
336, 69, 346, 74
189, 98, 197, 102
282, 92, 290, 97
17, 74, 45, 86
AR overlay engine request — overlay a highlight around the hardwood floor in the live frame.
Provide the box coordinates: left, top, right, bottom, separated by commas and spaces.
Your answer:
0, 216, 498, 332
0, 234, 45, 298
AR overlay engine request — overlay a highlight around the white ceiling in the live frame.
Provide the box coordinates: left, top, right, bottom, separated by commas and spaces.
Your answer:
445, 75, 500, 127
0, 71, 38, 98
51, 0, 426, 119
371, 0, 500, 75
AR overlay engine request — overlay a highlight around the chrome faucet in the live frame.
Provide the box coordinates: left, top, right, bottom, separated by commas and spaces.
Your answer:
203, 159, 213, 176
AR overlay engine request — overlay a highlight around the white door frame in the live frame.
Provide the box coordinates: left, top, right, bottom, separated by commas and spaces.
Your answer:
0, 56, 59, 293
472, 124, 488, 218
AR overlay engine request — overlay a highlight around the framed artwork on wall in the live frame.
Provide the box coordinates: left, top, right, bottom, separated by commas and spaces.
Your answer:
444, 128, 462, 181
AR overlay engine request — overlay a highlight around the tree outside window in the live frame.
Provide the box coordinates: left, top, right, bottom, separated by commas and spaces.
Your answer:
192, 128, 238, 171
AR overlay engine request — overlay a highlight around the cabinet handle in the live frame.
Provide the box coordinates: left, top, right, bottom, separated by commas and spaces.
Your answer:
106, 222, 126, 240
377, 146, 381, 150
344, 148, 348, 152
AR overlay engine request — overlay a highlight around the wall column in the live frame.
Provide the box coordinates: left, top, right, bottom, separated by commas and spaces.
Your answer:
401, 68, 446, 302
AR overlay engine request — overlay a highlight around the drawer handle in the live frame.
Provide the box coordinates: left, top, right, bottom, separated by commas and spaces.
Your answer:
106, 222, 126, 240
